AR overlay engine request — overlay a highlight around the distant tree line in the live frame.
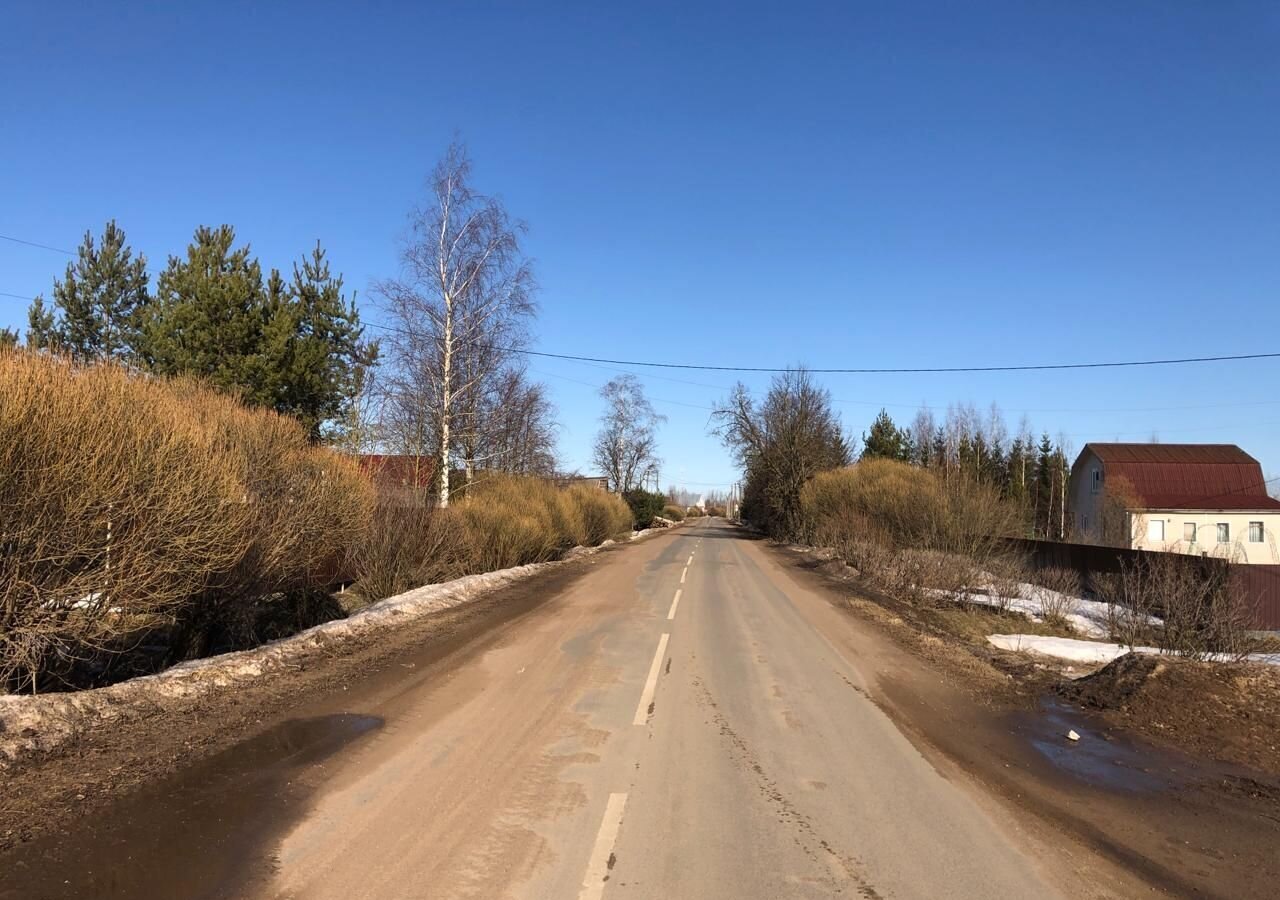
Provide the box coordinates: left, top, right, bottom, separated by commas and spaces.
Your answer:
860, 403, 1072, 539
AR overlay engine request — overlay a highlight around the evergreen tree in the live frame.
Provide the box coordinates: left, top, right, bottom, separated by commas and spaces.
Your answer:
26, 295, 58, 351
141, 227, 373, 441
861, 409, 912, 462
260, 243, 376, 441
41, 221, 150, 362
930, 426, 948, 473
141, 225, 272, 405
0, 327, 19, 348
1033, 433, 1055, 538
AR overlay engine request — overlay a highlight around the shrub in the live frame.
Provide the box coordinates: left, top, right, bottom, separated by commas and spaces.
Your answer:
0, 350, 374, 691
801, 459, 1017, 563
623, 489, 667, 529
347, 476, 633, 608
1029, 567, 1081, 629
662, 504, 685, 522
1095, 556, 1257, 659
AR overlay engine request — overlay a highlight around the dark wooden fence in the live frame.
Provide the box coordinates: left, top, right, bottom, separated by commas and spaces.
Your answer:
1001, 537, 1280, 631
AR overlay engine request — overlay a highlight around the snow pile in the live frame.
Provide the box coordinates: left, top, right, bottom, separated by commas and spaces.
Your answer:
0, 525, 669, 765
987, 634, 1280, 667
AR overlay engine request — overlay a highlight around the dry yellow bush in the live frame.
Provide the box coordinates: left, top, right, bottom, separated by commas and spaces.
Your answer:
348, 475, 633, 608
0, 350, 374, 690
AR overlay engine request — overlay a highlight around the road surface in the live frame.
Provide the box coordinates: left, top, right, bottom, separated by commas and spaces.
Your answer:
261, 519, 1063, 899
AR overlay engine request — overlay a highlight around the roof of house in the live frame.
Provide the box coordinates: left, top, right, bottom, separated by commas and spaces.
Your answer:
1078, 443, 1280, 512
356, 454, 437, 488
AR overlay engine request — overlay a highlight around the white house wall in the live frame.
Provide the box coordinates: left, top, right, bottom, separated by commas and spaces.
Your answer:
1128, 510, 1280, 564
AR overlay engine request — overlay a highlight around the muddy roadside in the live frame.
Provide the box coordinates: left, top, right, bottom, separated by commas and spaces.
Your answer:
769, 541, 1280, 900
0, 547, 613, 872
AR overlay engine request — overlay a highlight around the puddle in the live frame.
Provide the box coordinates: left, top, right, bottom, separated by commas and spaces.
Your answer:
1, 713, 381, 900
1017, 699, 1185, 793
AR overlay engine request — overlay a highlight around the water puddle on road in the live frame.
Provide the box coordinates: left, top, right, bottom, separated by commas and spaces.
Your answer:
2, 713, 381, 900
1014, 699, 1187, 793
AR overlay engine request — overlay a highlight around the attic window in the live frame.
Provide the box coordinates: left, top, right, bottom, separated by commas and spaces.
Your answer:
1217, 523, 1230, 544
1091, 468, 1101, 494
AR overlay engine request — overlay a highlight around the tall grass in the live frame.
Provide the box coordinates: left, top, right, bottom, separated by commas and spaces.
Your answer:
0, 349, 374, 691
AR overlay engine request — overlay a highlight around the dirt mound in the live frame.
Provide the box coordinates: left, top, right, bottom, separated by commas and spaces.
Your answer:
1058, 653, 1162, 710
1059, 653, 1280, 775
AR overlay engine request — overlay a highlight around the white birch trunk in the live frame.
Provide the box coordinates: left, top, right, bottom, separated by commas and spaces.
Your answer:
439, 300, 452, 509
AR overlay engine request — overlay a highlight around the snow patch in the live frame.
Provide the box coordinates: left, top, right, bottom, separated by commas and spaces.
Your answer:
933, 580, 1161, 640
987, 634, 1280, 667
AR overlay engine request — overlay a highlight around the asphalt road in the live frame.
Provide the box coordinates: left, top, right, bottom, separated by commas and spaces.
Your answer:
267, 519, 1065, 899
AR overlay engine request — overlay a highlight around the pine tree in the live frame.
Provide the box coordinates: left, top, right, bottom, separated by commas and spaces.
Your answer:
260, 243, 375, 441
862, 409, 912, 461
25, 296, 58, 350
1033, 433, 1055, 538
0, 327, 19, 348
141, 225, 272, 404
931, 426, 948, 474
42, 221, 150, 362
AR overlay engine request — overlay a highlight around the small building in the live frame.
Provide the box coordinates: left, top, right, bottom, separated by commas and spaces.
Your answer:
1070, 443, 1280, 563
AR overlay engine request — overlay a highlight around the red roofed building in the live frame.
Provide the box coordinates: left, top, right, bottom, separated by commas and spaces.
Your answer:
1070, 443, 1280, 562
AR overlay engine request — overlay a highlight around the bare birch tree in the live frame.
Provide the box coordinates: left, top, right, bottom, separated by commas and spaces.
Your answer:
593, 375, 665, 492
376, 143, 536, 507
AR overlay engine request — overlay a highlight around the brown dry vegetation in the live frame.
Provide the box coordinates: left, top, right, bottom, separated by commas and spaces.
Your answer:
0, 350, 375, 692
798, 459, 1026, 615
347, 477, 633, 608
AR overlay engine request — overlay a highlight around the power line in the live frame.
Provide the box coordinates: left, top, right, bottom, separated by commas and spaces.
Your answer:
360, 320, 1279, 376
0, 291, 36, 302
0, 234, 73, 255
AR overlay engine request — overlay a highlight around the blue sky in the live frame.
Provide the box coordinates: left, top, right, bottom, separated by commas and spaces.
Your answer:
3, 2, 1279, 491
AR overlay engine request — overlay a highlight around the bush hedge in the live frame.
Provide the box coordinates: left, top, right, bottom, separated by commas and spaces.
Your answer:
0, 349, 373, 691
349, 476, 633, 607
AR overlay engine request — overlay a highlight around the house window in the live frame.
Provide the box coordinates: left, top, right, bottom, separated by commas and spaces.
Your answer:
1081, 514, 1089, 532
1249, 522, 1264, 543
1183, 522, 1196, 543
1217, 523, 1230, 544
1091, 468, 1101, 494
1149, 520, 1165, 542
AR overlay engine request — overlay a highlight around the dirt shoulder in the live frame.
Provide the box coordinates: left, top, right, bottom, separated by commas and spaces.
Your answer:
766, 540, 1280, 900
0, 548, 612, 855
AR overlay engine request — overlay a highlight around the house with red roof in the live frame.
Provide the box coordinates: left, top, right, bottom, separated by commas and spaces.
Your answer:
1070, 443, 1280, 563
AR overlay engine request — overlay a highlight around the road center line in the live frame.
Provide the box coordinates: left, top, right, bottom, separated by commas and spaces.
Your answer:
667, 589, 682, 620
633, 633, 670, 725
578, 792, 628, 900
680, 567, 687, 584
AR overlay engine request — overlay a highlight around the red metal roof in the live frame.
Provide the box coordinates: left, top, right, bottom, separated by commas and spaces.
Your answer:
1080, 443, 1280, 512
356, 454, 437, 488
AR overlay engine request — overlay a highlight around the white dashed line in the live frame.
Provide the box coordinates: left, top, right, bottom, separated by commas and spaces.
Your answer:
680, 567, 687, 584
578, 792, 628, 900
667, 589, 682, 620
633, 633, 670, 725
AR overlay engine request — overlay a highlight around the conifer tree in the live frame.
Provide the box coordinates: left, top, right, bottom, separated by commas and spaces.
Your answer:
861, 409, 912, 461
41, 221, 150, 362
0, 327, 18, 348
1033, 433, 1055, 537
261, 243, 375, 441
141, 225, 272, 405
25, 296, 58, 351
